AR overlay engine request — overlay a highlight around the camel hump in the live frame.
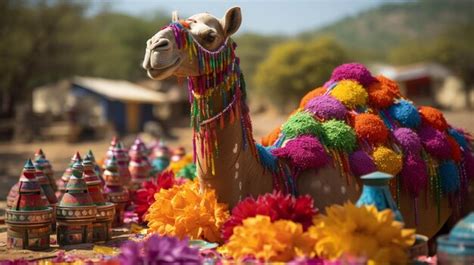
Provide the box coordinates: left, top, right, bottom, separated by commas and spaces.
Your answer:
261, 62, 473, 215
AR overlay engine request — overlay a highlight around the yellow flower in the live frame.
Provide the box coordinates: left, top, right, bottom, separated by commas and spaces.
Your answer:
167, 154, 193, 174
330, 80, 368, 108
145, 179, 229, 243
308, 202, 415, 264
221, 215, 316, 262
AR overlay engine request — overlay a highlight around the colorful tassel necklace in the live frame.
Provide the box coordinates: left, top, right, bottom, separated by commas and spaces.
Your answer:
164, 21, 258, 175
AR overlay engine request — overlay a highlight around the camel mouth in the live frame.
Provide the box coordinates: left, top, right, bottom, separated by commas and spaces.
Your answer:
147, 57, 181, 80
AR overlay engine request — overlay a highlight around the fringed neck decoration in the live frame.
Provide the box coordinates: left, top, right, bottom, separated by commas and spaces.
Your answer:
165, 21, 258, 176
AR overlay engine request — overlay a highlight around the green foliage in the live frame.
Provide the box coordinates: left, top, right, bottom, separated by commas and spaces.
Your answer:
254, 37, 348, 108
234, 33, 285, 91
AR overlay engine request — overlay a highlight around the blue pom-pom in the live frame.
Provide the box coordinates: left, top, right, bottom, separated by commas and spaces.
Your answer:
256, 143, 279, 173
388, 100, 421, 128
439, 160, 460, 194
448, 128, 469, 149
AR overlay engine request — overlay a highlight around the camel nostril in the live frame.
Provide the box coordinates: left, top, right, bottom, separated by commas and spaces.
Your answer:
152, 39, 170, 51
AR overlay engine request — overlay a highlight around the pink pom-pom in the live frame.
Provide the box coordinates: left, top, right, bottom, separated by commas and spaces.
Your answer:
418, 126, 452, 160
393, 128, 422, 154
330, 63, 375, 87
272, 135, 329, 175
401, 153, 428, 197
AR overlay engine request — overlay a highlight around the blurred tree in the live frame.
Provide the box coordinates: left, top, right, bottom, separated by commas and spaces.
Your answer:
0, 0, 88, 118
0, 0, 170, 119
75, 11, 168, 81
390, 24, 474, 109
254, 37, 348, 110
234, 33, 286, 92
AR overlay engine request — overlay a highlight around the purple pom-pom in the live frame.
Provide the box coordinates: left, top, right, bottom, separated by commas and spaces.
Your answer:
271, 135, 329, 175
305, 95, 347, 120
464, 149, 474, 181
330, 63, 375, 87
400, 154, 428, 197
418, 126, 452, 160
393, 128, 422, 154
349, 150, 376, 177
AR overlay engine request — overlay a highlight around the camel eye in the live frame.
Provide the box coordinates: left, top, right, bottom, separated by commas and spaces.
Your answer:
203, 30, 217, 43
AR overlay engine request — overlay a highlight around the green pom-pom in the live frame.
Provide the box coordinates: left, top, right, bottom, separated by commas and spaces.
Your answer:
321, 119, 357, 152
281, 111, 323, 139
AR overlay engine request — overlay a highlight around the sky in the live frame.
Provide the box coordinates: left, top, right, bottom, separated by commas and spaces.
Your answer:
90, 0, 404, 35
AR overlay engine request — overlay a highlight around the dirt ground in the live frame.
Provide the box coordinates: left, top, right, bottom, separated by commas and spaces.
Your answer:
0, 109, 472, 211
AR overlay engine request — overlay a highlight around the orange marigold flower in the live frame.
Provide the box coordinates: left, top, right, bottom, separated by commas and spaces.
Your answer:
146, 179, 229, 243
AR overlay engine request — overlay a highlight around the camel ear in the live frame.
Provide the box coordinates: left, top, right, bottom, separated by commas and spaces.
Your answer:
221, 7, 242, 37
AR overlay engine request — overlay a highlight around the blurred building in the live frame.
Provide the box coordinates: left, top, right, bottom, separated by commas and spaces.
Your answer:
373, 63, 474, 109
373, 63, 450, 106
33, 77, 188, 140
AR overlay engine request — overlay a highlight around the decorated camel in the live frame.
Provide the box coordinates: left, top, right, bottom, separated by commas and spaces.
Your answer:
142, 7, 474, 237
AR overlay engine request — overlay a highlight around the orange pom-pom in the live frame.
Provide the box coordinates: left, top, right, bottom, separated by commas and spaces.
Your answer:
419, 106, 448, 131
367, 76, 400, 108
354, 113, 389, 144
299, 87, 326, 108
261, 126, 281, 147
447, 136, 462, 162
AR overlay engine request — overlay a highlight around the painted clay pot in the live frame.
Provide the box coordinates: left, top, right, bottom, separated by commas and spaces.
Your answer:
5, 160, 53, 250
103, 155, 129, 227
56, 161, 97, 246
83, 156, 115, 242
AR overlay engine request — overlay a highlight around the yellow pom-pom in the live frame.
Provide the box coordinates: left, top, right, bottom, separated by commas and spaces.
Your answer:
146, 179, 229, 243
372, 146, 403, 175
330, 80, 368, 108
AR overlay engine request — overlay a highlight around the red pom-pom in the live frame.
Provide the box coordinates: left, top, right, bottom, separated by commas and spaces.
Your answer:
134, 170, 175, 222
447, 136, 462, 162
367, 76, 400, 108
299, 87, 326, 108
221, 192, 318, 241
354, 113, 389, 144
419, 106, 448, 131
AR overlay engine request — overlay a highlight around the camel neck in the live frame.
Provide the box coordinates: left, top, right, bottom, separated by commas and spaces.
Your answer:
187, 56, 258, 176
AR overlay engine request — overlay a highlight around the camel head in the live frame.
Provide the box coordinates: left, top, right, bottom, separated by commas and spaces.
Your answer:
143, 7, 242, 80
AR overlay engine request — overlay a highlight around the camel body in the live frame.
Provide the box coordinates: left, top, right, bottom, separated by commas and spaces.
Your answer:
142, 7, 473, 239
